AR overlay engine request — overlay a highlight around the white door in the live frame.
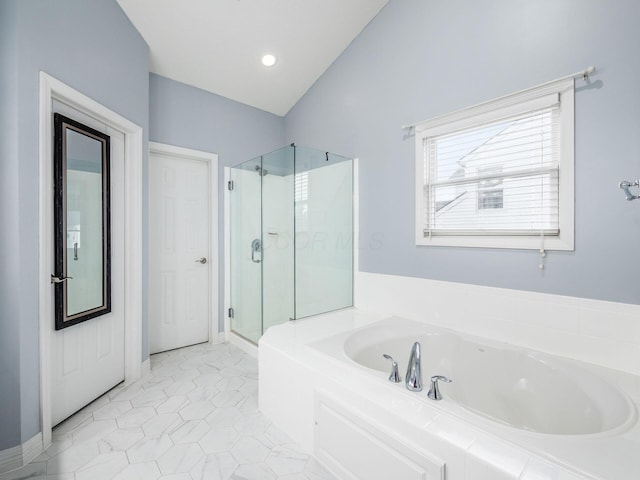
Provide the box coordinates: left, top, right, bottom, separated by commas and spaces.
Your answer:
51, 102, 125, 426
149, 149, 211, 354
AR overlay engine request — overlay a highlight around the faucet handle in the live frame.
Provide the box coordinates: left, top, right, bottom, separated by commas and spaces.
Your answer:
382, 354, 402, 383
427, 375, 452, 401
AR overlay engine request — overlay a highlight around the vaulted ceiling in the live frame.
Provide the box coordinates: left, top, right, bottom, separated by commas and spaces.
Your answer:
116, 0, 389, 116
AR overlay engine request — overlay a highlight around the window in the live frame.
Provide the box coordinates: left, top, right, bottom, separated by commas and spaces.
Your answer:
414, 79, 574, 250
295, 171, 309, 232
477, 167, 503, 210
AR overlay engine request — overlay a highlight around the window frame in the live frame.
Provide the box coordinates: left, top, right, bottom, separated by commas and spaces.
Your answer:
414, 78, 574, 250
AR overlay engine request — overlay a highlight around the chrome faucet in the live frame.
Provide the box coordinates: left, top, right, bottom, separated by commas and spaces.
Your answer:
427, 375, 452, 401
382, 354, 401, 383
405, 342, 422, 392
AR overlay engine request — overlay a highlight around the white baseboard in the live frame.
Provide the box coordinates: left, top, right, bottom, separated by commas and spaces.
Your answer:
355, 271, 640, 376
228, 331, 258, 359
0, 433, 43, 475
141, 358, 151, 378
210, 331, 226, 345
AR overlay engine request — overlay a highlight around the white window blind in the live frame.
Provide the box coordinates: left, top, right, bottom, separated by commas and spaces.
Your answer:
422, 104, 560, 238
414, 78, 574, 250
295, 172, 309, 232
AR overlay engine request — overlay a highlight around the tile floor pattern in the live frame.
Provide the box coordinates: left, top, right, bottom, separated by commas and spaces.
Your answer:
1, 342, 336, 480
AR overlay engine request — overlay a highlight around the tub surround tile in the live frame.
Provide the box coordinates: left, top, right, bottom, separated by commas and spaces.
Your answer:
465, 435, 529, 480
518, 458, 591, 480
356, 272, 640, 377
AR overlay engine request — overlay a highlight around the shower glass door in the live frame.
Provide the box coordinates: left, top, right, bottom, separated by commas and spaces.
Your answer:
229, 144, 352, 344
230, 156, 263, 343
261, 147, 295, 331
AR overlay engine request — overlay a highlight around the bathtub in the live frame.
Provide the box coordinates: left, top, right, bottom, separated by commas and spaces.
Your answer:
259, 309, 640, 479
343, 317, 635, 436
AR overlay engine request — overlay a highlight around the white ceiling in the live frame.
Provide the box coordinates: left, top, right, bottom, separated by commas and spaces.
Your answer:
116, 0, 389, 117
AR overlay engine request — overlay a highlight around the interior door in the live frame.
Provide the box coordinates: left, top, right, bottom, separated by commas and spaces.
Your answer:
51, 102, 125, 426
149, 150, 210, 354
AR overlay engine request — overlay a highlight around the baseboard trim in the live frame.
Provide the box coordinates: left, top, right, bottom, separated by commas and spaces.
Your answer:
0, 433, 43, 475
141, 358, 151, 378
210, 331, 226, 345
228, 332, 258, 358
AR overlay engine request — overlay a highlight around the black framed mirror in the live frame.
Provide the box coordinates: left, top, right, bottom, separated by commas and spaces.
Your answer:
53, 113, 111, 330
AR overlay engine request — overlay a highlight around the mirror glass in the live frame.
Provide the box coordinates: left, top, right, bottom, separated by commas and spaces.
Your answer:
54, 113, 111, 330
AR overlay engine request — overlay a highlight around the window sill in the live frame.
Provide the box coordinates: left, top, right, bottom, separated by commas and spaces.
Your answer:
416, 234, 574, 251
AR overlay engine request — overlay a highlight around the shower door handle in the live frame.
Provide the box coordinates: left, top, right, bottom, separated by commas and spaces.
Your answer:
251, 238, 262, 263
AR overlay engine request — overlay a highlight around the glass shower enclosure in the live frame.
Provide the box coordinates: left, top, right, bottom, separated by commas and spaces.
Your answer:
229, 145, 353, 343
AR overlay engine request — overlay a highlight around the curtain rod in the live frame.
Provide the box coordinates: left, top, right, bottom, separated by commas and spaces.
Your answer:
402, 66, 596, 131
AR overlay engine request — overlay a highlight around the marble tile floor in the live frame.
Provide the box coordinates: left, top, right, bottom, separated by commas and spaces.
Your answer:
0, 342, 336, 480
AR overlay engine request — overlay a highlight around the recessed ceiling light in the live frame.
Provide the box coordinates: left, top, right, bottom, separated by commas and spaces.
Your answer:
261, 54, 276, 67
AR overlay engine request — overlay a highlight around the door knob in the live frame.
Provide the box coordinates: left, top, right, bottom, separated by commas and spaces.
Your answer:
195, 257, 207, 264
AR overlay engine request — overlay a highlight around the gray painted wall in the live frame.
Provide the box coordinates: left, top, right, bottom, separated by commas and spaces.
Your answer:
285, 0, 640, 305
149, 73, 285, 330
0, 0, 23, 453
0, 0, 149, 450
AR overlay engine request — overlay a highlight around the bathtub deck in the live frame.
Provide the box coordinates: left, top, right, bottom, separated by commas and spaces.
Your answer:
259, 307, 640, 480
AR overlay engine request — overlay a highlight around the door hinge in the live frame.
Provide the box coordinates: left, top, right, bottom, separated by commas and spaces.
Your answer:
227, 180, 234, 191
228, 307, 234, 318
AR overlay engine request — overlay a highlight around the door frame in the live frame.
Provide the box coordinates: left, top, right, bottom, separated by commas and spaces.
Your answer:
38, 72, 143, 448
149, 142, 220, 348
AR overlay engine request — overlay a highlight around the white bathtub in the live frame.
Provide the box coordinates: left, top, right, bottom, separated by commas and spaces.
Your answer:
260, 309, 640, 479
343, 317, 636, 436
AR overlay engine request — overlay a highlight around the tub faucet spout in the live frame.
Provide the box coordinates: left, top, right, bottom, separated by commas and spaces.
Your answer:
405, 342, 422, 392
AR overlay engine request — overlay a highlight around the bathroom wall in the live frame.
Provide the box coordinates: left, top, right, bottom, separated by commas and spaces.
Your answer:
0, 0, 22, 453
148, 73, 286, 329
0, 0, 149, 451
285, 0, 640, 305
